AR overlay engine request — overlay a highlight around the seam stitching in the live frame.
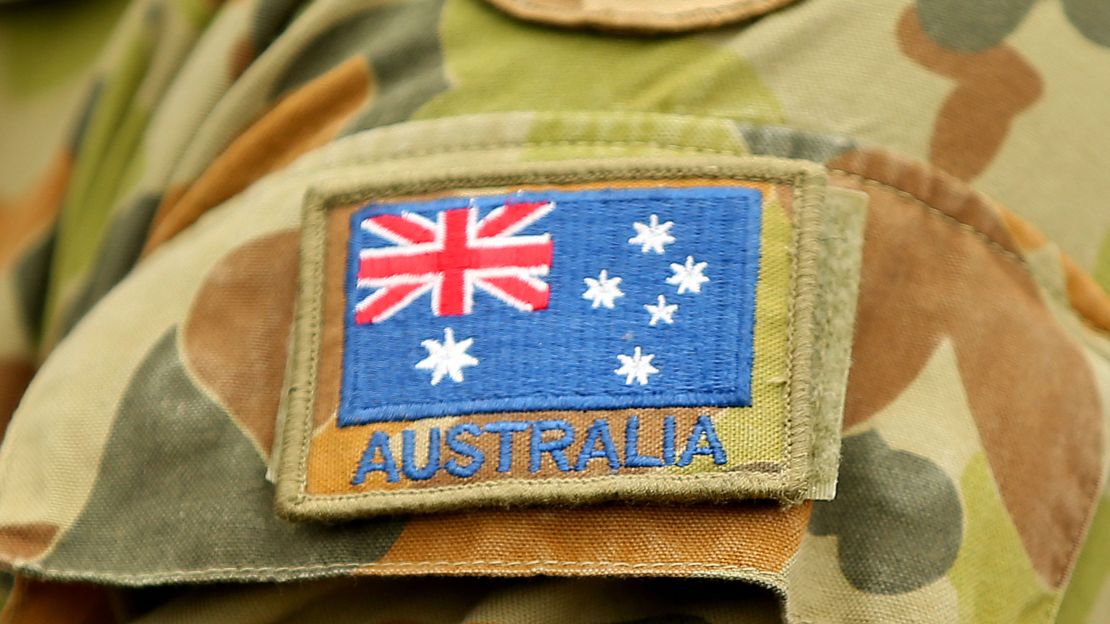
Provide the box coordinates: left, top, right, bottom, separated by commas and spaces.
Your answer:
827, 171, 1026, 265
15, 560, 785, 580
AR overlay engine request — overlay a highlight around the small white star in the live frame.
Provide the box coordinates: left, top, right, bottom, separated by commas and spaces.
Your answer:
615, 347, 659, 386
415, 328, 478, 385
667, 256, 710, 294
644, 295, 678, 326
628, 214, 675, 254
583, 269, 624, 309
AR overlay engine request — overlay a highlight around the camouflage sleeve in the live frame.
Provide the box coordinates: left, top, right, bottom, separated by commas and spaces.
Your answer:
0, 0, 1108, 622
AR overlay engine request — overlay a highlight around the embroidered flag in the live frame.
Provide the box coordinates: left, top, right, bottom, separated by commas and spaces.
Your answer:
340, 187, 762, 425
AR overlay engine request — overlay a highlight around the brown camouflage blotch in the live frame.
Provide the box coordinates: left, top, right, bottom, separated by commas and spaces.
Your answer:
830, 149, 1103, 586
0, 360, 35, 443
228, 37, 256, 81
0, 151, 72, 270
181, 230, 300, 456
897, 7, 1043, 181
373, 502, 810, 576
0, 576, 117, 624
142, 55, 373, 255
0, 524, 57, 561
831, 148, 1021, 256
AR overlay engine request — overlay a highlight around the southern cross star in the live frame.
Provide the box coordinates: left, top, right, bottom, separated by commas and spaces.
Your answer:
628, 214, 675, 254
583, 269, 624, 309
415, 328, 478, 385
667, 255, 709, 294
615, 346, 659, 385
644, 294, 678, 326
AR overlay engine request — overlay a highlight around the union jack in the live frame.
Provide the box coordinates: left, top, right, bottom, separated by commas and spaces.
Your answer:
354, 201, 555, 324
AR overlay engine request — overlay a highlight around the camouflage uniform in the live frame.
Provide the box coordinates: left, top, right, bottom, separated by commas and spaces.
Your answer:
0, 0, 1109, 622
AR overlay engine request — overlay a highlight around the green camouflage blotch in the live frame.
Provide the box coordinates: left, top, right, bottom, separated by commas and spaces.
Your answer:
916, 0, 1035, 52
1055, 495, 1110, 623
918, 0, 1110, 51
523, 114, 747, 161
271, 0, 449, 132
810, 430, 962, 595
173, 0, 220, 30
251, 0, 305, 51
947, 453, 1056, 622
12, 227, 55, 344
0, 0, 129, 96
417, 0, 783, 124
67, 81, 104, 155
44, 30, 155, 340
1062, 0, 1110, 47
1094, 228, 1110, 295
41, 328, 406, 577
736, 124, 857, 163
56, 194, 163, 340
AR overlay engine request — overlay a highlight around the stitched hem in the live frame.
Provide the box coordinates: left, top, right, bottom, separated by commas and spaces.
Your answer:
11, 559, 787, 587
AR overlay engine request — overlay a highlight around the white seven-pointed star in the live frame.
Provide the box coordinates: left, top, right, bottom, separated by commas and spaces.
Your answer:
628, 214, 676, 254
415, 328, 478, 385
667, 256, 710, 294
644, 295, 678, 326
615, 347, 659, 386
583, 269, 624, 309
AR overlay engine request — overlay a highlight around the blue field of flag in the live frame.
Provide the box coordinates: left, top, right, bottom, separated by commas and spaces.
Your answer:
338, 186, 764, 425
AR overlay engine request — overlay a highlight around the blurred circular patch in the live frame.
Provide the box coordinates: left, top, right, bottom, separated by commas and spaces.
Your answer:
810, 430, 963, 594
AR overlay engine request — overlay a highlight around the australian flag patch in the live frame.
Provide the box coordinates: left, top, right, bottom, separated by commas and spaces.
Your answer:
340, 187, 762, 424
276, 159, 856, 519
